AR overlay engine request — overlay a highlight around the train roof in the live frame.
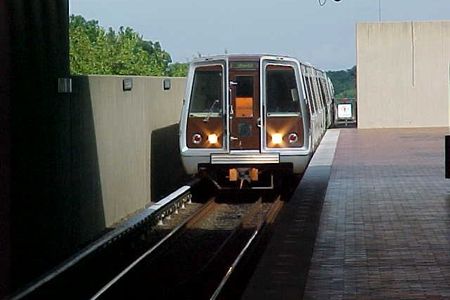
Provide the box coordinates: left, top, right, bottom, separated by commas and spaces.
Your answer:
192, 54, 293, 62
190, 54, 327, 73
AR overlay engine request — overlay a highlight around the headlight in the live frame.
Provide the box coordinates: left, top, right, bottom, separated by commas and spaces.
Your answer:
208, 133, 218, 144
271, 133, 283, 145
192, 133, 202, 144
288, 133, 298, 144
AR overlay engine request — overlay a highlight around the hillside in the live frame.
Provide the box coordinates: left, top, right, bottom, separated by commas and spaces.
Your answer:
327, 66, 356, 99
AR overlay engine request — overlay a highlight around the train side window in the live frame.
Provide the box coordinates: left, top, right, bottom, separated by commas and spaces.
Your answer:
312, 76, 322, 111
319, 79, 326, 103
319, 78, 329, 106
300, 73, 308, 106
317, 78, 326, 109
305, 75, 316, 114
266, 65, 300, 114
189, 65, 223, 116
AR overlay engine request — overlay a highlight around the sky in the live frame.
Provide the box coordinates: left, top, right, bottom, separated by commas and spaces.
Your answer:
69, 0, 450, 71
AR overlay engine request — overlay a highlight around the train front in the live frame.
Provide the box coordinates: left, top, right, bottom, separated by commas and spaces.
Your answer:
179, 55, 311, 189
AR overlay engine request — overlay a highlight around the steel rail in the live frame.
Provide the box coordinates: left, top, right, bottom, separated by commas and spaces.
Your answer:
11, 183, 196, 300
179, 197, 264, 284
210, 196, 284, 300
90, 198, 218, 299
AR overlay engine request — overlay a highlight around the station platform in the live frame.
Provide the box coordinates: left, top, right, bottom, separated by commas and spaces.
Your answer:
243, 128, 450, 299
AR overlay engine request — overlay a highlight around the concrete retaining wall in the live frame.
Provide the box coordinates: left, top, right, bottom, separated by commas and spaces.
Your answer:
72, 76, 187, 227
357, 21, 450, 128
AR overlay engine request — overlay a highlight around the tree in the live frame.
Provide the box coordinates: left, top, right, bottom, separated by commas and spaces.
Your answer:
70, 15, 112, 74
69, 15, 176, 76
138, 40, 173, 76
168, 63, 189, 77
327, 66, 356, 98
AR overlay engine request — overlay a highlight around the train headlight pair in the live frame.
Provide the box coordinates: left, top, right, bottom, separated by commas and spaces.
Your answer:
271, 133, 298, 145
192, 133, 218, 145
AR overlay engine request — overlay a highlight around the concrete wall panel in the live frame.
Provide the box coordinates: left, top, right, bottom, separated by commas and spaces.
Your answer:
74, 76, 187, 226
357, 21, 450, 128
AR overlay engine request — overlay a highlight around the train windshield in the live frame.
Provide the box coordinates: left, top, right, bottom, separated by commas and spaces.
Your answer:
189, 65, 223, 116
266, 65, 301, 114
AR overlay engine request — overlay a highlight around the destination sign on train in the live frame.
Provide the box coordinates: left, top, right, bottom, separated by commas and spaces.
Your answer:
230, 62, 258, 69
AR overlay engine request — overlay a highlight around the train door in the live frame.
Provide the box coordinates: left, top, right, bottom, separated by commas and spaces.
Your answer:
229, 69, 260, 151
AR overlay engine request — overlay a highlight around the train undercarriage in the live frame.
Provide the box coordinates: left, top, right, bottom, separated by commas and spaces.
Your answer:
198, 163, 294, 190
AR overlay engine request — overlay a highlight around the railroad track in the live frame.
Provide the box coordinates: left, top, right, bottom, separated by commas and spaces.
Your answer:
12, 181, 210, 300
91, 192, 284, 299
12, 179, 287, 300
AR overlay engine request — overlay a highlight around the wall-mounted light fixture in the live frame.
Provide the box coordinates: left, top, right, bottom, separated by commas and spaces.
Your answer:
123, 78, 133, 91
163, 78, 171, 91
58, 77, 72, 93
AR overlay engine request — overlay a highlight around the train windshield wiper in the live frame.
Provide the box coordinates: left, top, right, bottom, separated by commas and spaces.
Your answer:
203, 99, 220, 122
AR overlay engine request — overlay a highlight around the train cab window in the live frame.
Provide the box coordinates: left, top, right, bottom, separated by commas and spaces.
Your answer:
266, 65, 300, 114
189, 65, 223, 116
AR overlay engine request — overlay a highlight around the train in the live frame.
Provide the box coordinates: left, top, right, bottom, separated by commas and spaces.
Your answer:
179, 54, 335, 189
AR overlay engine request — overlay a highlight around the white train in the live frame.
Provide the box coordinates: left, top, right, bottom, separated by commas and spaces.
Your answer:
179, 54, 334, 189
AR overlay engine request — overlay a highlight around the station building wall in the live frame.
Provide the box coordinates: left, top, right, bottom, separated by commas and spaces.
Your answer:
357, 21, 450, 128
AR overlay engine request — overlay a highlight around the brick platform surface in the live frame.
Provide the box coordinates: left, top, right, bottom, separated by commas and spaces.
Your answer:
303, 128, 450, 299
243, 130, 339, 299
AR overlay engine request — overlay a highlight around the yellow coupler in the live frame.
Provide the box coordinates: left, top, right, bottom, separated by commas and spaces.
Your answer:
228, 168, 259, 182
229, 168, 238, 181
250, 168, 258, 181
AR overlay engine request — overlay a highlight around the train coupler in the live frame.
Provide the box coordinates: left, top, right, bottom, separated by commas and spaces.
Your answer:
210, 169, 273, 190
228, 167, 259, 183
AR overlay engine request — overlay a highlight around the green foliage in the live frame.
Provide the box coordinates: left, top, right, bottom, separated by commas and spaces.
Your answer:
327, 66, 356, 99
168, 63, 189, 77
69, 15, 178, 76
138, 39, 173, 75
